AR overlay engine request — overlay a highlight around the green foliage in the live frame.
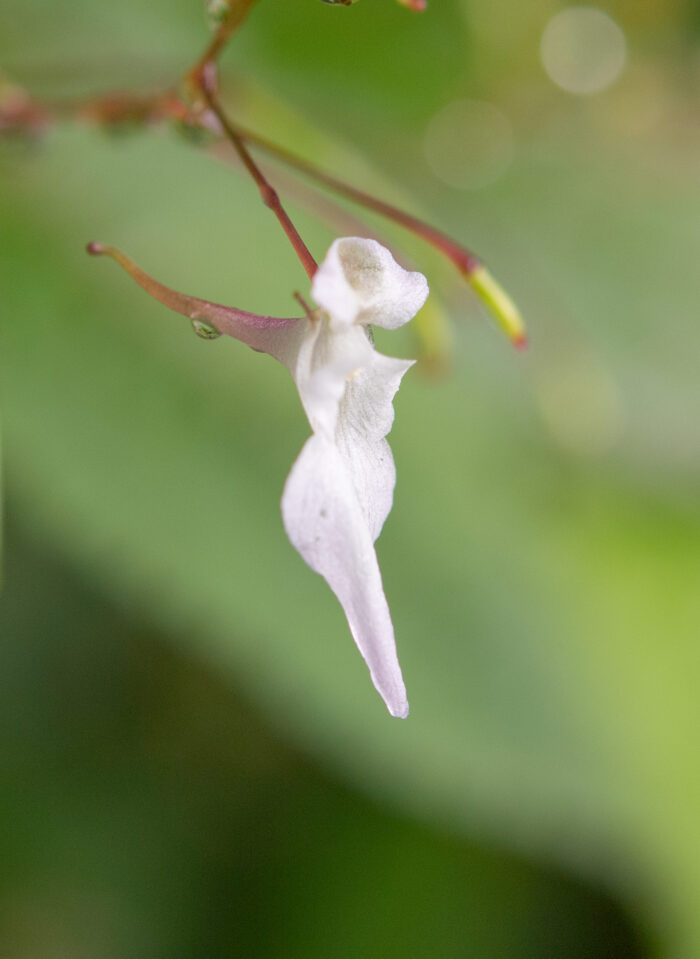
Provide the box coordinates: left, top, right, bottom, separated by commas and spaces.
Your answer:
0, 532, 639, 958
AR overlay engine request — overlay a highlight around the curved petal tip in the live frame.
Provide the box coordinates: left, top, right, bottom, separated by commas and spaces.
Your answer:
389, 699, 410, 719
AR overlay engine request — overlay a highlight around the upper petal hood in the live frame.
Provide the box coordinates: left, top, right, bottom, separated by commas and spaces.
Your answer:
311, 237, 429, 331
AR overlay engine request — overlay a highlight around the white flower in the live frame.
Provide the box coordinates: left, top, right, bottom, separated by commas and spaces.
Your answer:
88, 236, 428, 717
277, 238, 428, 718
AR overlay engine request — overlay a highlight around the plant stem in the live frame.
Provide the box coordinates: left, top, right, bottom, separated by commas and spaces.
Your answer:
197, 72, 318, 280
185, 1, 318, 281
188, 0, 260, 80
227, 121, 482, 276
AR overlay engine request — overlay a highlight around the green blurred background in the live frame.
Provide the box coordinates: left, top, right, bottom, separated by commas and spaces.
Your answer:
1, 0, 699, 955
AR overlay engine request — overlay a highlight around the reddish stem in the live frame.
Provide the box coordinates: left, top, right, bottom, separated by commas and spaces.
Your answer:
228, 122, 481, 276
188, 0, 260, 80
196, 71, 318, 281
183, 1, 318, 281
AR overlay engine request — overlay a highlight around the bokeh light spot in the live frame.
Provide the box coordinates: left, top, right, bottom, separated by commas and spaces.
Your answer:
540, 7, 627, 95
423, 99, 513, 190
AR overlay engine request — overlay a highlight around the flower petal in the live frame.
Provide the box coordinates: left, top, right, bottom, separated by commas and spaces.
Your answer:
291, 320, 369, 439
281, 433, 409, 718
291, 319, 412, 539
336, 349, 413, 541
311, 237, 429, 331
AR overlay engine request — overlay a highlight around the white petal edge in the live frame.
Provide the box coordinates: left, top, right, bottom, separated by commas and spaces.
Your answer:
281, 433, 409, 718
311, 237, 429, 331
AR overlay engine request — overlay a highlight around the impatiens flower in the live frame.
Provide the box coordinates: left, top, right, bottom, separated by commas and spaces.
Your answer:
88, 237, 428, 717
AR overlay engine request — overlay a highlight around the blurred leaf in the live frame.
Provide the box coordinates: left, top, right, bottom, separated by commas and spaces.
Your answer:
0, 528, 641, 959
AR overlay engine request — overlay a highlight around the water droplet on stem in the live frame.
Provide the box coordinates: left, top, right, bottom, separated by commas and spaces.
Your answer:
191, 319, 222, 340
